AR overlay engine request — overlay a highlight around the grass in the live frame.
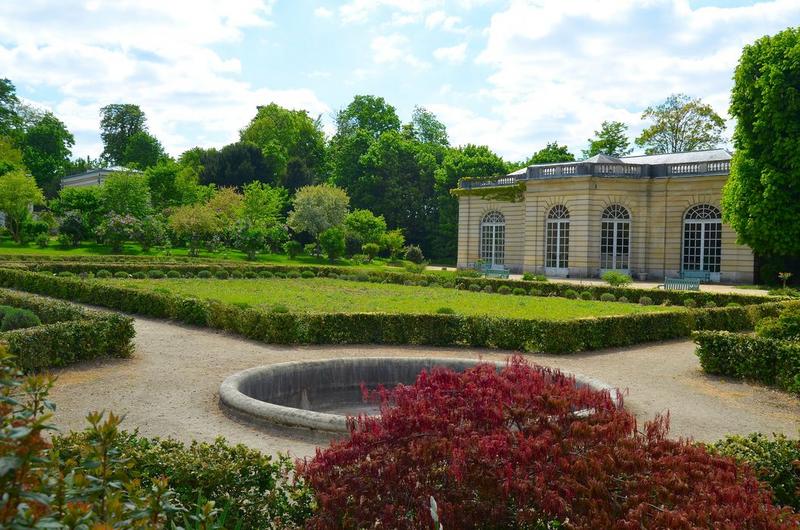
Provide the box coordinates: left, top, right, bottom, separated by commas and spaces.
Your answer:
99, 277, 678, 320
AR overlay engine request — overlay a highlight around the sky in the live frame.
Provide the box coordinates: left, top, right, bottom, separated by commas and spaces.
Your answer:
1, 0, 798, 162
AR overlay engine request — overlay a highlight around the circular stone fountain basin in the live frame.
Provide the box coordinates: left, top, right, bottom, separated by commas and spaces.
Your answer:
219, 357, 616, 433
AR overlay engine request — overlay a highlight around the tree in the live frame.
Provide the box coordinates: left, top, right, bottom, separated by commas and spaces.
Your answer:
97, 213, 139, 253
239, 103, 325, 191
319, 226, 346, 262
101, 171, 152, 218
146, 159, 182, 210
635, 94, 725, 154
99, 103, 147, 165
583, 121, 632, 158
433, 145, 509, 260
722, 27, 800, 257
58, 210, 85, 247
526, 142, 575, 165
50, 186, 104, 232
168, 203, 220, 256
0, 170, 44, 243
21, 112, 75, 197
198, 142, 270, 188
287, 184, 349, 242
123, 130, 165, 169
380, 228, 405, 259
0, 78, 20, 136
407, 106, 449, 146
207, 187, 243, 227
344, 209, 387, 246
241, 181, 287, 228
0, 136, 25, 176
334, 95, 401, 140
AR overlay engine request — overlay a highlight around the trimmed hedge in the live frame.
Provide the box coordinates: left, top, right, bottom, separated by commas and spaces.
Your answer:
694, 330, 800, 393
0, 288, 135, 370
17, 260, 773, 307
0, 268, 788, 354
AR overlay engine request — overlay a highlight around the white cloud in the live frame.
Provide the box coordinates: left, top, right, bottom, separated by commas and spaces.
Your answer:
0, 0, 329, 158
338, 0, 440, 24
434, 43, 468, 63
456, 0, 800, 160
314, 6, 333, 18
425, 10, 468, 33
371, 34, 429, 69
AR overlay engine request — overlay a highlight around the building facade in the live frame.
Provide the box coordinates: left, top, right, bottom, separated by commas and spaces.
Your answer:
455, 149, 754, 283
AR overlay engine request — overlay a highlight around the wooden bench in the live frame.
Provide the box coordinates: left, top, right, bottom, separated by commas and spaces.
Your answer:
661, 277, 700, 291
478, 264, 510, 279
681, 270, 711, 282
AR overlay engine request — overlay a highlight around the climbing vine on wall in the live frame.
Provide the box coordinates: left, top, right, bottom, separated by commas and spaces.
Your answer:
451, 180, 525, 202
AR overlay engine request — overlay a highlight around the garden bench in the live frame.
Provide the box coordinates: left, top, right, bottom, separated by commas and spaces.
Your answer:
660, 277, 700, 291
478, 264, 510, 279
681, 270, 711, 282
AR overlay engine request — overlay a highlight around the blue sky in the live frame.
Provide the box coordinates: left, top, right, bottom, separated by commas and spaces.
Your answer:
1, 0, 798, 161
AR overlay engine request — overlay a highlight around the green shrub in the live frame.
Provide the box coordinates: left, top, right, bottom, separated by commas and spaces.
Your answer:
579, 291, 593, 301
283, 239, 303, 258
148, 269, 165, 279
662, 299, 673, 306
694, 331, 800, 393
258, 270, 274, 279
436, 307, 455, 314
564, 289, 578, 299
57, 271, 75, 277
274, 272, 286, 279
639, 296, 653, 306
727, 302, 741, 308
601, 270, 633, 287
530, 289, 542, 297
270, 304, 290, 314
230, 270, 244, 279
327, 272, 339, 279
166, 270, 181, 279
404, 261, 427, 274
512, 287, 526, 296
497, 285, 512, 295
1, 308, 41, 331
618, 296, 628, 303
113, 271, 130, 279
301, 270, 315, 279
197, 270, 212, 278
768, 287, 800, 298
244, 271, 258, 279
705, 301, 717, 308
684, 298, 697, 308
355, 273, 370, 282
215, 270, 229, 280
35, 233, 49, 248
756, 305, 800, 341
708, 433, 800, 510
482, 285, 493, 294
286, 270, 301, 279
417, 280, 429, 287
95, 269, 112, 279
600, 293, 616, 302
132, 271, 146, 279
457, 268, 481, 278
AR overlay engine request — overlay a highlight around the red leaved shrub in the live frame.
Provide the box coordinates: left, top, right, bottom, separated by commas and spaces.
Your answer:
298, 357, 799, 529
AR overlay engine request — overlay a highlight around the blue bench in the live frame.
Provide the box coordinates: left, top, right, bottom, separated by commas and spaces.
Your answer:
661, 277, 700, 291
681, 270, 711, 282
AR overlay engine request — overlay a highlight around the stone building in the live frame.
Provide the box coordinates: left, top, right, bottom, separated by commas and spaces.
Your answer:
61, 166, 141, 189
455, 149, 754, 283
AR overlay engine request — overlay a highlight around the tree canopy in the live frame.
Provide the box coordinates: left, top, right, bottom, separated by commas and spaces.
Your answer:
123, 130, 165, 169
583, 121, 631, 158
198, 142, 270, 188
0, 169, 44, 242
100, 103, 148, 165
334, 95, 400, 140
526, 142, 575, 165
635, 94, 725, 154
21, 112, 74, 197
288, 183, 350, 241
722, 27, 800, 257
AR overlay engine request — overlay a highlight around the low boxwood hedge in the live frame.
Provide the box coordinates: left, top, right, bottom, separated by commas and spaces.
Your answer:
0, 268, 788, 354
0, 288, 135, 370
694, 329, 800, 393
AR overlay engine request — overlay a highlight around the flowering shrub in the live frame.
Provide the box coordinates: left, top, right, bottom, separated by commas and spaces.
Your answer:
299, 357, 798, 529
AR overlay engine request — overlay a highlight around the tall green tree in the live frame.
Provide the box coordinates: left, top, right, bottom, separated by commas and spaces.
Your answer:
526, 142, 575, 165
198, 142, 269, 188
0, 79, 20, 137
0, 136, 25, 177
334, 95, 400, 140
21, 112, 74, 197
123, 131, 165, 169
0, 170, 44, 243
50, 186, 104, 232
433, 145, 509, 260
239, 103, 325, 192
99, 104, 147, 165
722, 27, 800, 258
406, 106, 449, 146
145, 159, 182, 210
241, 181, 287, 227
635, 94, 725, 154
101, 171, 152, 218
582, 121, 632, 158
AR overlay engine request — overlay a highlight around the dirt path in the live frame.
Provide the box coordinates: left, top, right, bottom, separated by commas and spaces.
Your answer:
48, 316, 799, 459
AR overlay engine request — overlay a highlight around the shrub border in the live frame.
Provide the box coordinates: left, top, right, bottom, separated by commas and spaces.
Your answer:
0, 268, 789, 354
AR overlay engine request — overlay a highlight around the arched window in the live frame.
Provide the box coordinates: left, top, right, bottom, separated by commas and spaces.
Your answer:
545, 205, 569, 274
601, 205, 631, 271
480, 211, 505, 266
682, 204, 722, 274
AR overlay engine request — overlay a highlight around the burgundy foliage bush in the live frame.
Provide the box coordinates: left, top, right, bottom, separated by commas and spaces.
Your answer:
298, 357, 799, 529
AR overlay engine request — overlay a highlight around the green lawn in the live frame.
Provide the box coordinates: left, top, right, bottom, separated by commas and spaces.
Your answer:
99, 277, 677, 320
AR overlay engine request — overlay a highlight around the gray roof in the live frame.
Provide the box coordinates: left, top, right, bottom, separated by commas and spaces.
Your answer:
63, 166, 142, 181
582, 153, 625, 164
618, 148, 731, 165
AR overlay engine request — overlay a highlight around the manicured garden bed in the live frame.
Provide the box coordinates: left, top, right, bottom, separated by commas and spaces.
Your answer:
0, 288, 134, 370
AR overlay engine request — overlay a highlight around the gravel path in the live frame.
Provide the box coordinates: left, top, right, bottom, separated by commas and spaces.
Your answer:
48, 316, 799, 459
